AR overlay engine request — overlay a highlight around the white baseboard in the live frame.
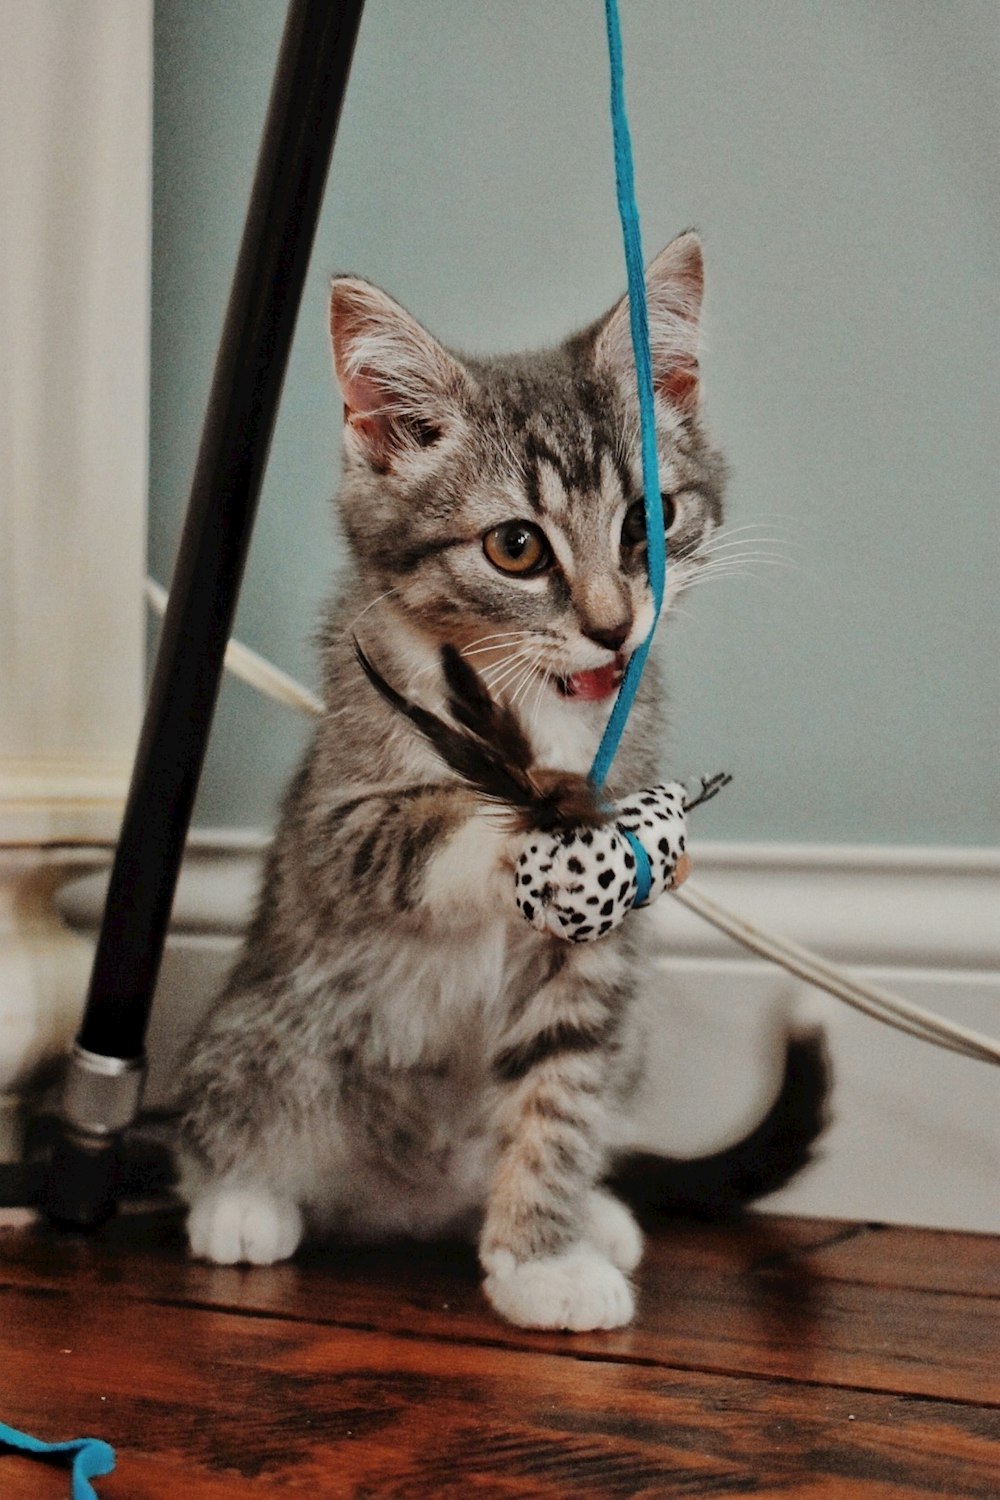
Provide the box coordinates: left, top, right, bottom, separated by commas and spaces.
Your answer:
61, 832, 1000, 967
58, 835, 1000, 1233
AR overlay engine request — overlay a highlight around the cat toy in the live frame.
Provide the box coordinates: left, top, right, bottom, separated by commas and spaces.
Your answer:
353, 635, 730, 941
353, 0, 717, 947
514, 0, 717, 939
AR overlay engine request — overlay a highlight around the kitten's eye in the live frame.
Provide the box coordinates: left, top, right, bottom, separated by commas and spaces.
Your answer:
622, 501, 647, 546
622, 495, 677, 546
483, 521, 551, 576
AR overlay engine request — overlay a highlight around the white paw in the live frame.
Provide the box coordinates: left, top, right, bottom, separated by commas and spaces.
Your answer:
584, 1189, 644, 1272
187, 1185, 303, 1266
482, 1242, 634, 1331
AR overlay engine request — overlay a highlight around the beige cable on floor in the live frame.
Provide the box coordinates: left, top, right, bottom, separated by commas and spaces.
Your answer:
147, 578, 1000, 1067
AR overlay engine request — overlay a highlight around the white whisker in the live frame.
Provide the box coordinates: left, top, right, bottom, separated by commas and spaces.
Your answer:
493, 660, 541, 702
510, 662, 543, 711
479, 643, 536, 678
482, 648, 538, 695
461, 628, 536, 648
701, 553, 792, 570
699, 538, 794, 559
340, 587, 400, 642
691, 560, 783, 593
502, 668, 534, 712
461, 633, 536, 659
527, 670, 549, 742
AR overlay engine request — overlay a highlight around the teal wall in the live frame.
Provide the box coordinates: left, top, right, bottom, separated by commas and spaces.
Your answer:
152, 0, 999, 844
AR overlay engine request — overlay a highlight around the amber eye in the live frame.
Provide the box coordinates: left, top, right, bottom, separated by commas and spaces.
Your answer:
483, 521, 551, 576
622, 495, 676, 546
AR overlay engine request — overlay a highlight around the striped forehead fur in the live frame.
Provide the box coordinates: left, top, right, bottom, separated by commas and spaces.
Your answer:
329, 233, 725, 701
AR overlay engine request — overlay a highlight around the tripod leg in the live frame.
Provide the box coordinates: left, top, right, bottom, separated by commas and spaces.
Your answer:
45, 0, 366, 1227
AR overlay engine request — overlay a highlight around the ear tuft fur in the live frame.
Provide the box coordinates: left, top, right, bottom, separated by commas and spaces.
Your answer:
330, 278, 470, 468
595, 230, 704, 413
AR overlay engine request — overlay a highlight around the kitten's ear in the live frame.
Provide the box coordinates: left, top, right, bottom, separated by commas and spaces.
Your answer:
594, 230, 704, 414
330, 278, 471, 470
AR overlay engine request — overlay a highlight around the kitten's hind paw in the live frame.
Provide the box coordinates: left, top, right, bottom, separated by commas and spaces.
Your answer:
482, 1243, 634, 1331
187, 1185, 303, 1266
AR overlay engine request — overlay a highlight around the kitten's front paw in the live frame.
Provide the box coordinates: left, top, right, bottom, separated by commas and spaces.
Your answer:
584, 1189, 644, 1272
187, 1185, 303, 1266
482, 1243, 634, 1331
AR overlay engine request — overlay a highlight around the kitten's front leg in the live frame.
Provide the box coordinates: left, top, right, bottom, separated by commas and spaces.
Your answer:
480, 942, 642, 1331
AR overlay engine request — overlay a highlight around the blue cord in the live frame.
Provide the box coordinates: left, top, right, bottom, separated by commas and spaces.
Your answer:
0, 1421, 115, 1499
589, 0, 666, 901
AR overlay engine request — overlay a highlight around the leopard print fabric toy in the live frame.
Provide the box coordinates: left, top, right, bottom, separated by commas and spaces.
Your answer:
351, 643, 727, 947
515, 782, 691, 943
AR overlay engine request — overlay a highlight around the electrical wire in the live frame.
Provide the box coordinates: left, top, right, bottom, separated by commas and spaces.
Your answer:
145, 578, 324, 717
673, 882, 1000, 1066
147, 576, 1000, 1070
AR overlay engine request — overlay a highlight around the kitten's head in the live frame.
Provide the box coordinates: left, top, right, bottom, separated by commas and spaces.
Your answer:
329, 231, 724, 705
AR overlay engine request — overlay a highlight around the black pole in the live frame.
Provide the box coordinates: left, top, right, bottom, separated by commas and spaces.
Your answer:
45, 0, 365, 1226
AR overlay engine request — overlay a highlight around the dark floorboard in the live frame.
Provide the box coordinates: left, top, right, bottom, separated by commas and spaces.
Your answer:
1, 1207, 997, 1496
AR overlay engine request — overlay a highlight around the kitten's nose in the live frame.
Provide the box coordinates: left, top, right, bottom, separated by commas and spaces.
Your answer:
583, 620, 631, 653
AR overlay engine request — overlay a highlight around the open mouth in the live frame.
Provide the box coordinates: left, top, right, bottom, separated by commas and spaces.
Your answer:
555, 653, 626, 702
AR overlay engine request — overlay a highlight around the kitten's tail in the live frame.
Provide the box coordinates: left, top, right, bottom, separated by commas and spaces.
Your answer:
608, 1029, 831, 1218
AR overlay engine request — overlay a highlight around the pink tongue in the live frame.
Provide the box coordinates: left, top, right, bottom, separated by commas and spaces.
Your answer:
564, 662, 621, 701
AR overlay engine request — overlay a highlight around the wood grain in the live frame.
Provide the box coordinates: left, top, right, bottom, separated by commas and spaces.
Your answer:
1, 1211, 997, 1498
1, 1283, 997, 1499
789, 1221, 1000, 1298
2, 1210, 996, 1404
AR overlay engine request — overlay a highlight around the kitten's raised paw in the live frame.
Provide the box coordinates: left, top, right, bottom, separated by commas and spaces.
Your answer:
482, 1243, 634, 1331
187, 1185, 303, 1266
584, 1189, 643, 1272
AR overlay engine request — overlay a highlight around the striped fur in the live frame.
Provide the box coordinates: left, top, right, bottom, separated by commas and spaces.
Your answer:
178, 236, 826, 1331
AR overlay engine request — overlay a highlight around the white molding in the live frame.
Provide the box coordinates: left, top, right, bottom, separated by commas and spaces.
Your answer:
57, 834, 1000, 972
653, 841, 1000, 972
0, 760, 127, 847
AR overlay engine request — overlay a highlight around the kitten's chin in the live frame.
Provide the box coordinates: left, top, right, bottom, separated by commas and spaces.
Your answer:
555, 654, 625, 703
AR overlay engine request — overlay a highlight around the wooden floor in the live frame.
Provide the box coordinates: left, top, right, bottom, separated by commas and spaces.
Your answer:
0, 1205, 997, 1497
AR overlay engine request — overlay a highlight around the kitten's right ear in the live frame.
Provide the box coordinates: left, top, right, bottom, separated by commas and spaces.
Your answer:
594, 230, 704, 414
330, 278, 471, 471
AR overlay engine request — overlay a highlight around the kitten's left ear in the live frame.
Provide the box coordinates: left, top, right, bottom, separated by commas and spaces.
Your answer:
594, 230, 704, 414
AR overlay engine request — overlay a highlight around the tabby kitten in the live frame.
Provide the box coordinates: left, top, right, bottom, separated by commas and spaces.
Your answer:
178, 233, 817, 1332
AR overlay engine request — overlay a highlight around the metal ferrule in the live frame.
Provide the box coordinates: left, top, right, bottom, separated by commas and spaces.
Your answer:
60, 1044, 146, 1139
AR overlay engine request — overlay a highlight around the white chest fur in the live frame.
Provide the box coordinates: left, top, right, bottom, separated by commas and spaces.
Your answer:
527, 690, 605, 775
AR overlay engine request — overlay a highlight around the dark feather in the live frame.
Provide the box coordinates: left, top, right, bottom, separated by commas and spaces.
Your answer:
353, 638, 606, 832
440, 645, 533, 770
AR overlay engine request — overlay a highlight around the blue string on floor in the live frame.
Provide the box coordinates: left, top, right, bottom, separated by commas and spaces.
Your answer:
0, 1421, 115, 1500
